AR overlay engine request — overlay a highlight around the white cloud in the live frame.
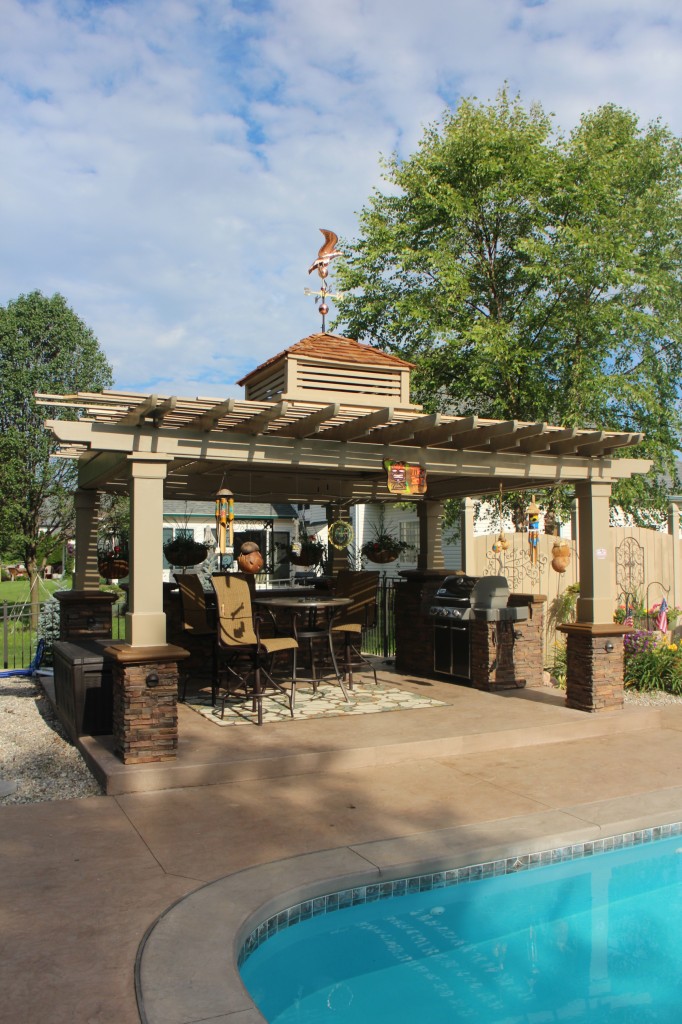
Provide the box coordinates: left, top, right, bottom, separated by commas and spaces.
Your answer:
1, 0, 681, 395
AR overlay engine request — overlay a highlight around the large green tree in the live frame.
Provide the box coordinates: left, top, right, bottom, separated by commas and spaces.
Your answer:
0, 291, 113, 606
336, 90, 682, 525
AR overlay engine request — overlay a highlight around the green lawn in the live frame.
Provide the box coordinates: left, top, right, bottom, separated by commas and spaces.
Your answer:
0, 578, 126, 669
0, 577, 70, 606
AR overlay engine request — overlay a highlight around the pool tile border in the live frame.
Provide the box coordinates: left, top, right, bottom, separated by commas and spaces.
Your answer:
238, 820, 682, 966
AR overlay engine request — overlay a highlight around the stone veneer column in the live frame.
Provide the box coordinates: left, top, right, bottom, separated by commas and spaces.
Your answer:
55, 590, 117, 640
469, 596, 545, 691
558, 623, 628, 712
394, 569, 449, 676
106, 643, 189, 764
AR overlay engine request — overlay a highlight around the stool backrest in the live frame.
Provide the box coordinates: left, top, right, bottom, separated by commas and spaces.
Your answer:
212, 574, 258, 647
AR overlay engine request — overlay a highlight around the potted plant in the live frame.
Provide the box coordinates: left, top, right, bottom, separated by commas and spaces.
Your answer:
163, 530, 208, 570
360, 529, 410, 564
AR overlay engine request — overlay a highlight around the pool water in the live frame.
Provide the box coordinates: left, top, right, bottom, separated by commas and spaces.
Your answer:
240, 835, 682, 1023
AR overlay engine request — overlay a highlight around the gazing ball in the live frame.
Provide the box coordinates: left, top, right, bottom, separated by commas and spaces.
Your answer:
319, 303, 329, 315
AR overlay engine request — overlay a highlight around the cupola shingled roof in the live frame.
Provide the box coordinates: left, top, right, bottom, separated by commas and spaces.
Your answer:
236, 332, 417, 409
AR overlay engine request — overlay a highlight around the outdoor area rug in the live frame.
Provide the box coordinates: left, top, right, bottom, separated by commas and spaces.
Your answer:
185, 679, 447, 727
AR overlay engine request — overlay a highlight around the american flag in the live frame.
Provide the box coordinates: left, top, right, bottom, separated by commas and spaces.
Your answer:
655, 597, 669, 633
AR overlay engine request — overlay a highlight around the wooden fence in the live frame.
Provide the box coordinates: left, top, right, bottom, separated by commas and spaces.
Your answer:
470, 525, 682, 663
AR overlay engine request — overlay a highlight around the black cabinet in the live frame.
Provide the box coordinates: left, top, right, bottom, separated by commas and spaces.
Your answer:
52, 639, 113, 741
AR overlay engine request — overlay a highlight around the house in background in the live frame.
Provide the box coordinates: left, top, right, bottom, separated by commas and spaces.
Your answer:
162, 500, 303, 582
350, 503, 462, 578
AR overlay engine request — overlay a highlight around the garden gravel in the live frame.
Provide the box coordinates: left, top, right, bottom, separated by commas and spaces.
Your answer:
0, 673, 103, 805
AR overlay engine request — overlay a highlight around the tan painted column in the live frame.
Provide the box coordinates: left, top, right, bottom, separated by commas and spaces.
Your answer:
74, 488, 101, 590
669, 501, 682, 612
460, 498, 475, 574
575, 480, 613, 623
417, 500, 445, 570
125, 457, 168, 647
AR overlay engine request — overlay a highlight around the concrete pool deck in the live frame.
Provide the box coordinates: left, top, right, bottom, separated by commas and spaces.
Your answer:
3, 671, 682, 1024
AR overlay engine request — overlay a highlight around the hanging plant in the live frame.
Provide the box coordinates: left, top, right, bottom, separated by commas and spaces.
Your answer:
163, 530, 208, 569
97, 534, 129, 580
360, 530, 410, 564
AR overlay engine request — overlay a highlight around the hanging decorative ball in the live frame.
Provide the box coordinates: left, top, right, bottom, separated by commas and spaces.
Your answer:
551, 539, 571, 574
237, 540, 264, 575
319, 303, 329, 316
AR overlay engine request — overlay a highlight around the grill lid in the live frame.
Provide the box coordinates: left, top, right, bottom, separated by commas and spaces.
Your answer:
470, 576, 510, 610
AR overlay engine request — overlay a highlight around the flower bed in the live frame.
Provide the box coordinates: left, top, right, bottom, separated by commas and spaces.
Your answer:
624, 629, 682, 694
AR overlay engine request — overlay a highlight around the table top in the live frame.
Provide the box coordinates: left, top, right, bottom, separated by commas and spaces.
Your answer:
253, 595, 351, 609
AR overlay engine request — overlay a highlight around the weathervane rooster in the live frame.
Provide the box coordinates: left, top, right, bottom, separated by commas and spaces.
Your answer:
305, 228, 344, 331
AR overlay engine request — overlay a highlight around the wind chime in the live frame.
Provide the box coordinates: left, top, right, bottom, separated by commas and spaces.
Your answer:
527, 495, 541, 565
214, 485, 234, 572
491, 484, 510, 556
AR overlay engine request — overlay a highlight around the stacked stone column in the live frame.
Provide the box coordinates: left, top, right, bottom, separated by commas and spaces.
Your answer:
558, 624, 627, 712
107, 644, 189, 764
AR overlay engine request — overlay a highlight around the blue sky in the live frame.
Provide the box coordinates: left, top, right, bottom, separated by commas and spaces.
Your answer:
2, 0, 682, 397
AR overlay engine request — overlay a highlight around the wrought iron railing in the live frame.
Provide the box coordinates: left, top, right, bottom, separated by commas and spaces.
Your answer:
362, 576, 403, 660
1, 597, 127, 672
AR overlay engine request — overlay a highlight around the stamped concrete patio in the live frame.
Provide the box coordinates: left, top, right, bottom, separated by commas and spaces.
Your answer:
2, 669, 682, 1024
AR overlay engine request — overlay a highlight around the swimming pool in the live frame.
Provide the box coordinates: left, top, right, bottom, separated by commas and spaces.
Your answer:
240, 828, 682, 1023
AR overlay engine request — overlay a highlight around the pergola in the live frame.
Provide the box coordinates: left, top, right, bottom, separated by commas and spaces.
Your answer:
40, 332, 650, 645
39, 332, 653, 760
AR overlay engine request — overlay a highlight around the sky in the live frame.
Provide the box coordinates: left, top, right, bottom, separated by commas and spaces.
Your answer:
2, 0, 682, 398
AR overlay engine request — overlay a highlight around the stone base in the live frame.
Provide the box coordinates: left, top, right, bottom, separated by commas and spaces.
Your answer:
558, 623, 628, 713
55, 590, 117, 641
394, 570, 450, 677
106, 643, 189, 764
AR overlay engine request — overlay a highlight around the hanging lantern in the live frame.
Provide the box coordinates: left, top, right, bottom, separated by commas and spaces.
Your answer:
215, 486, 234, 570
527, 495, 541, 565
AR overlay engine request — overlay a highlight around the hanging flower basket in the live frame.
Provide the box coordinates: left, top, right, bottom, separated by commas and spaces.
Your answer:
98, 533, 129, 579
98, 556, 129, 579
163, 536, 208, 568
364, 549, 399, 564
289, 548, 323, 567
361, 531, 410, 565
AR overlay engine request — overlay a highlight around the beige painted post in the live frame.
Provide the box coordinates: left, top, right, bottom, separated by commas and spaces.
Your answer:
74, 489, 101, 590
125, 457, 168, 647
417, 500, 445, 570
460, 498, 475, 574
575, 480, 613, 623
669, 501, 682, 612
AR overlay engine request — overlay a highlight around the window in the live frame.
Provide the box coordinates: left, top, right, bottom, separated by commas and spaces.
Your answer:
399, 521, 419, 560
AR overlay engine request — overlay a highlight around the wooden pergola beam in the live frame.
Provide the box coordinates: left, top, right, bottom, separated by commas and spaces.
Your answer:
273, 403, 340, 438
364, 412, 442, 444
318, 405, 396, 441
188, 398, 237, 432
409, 415, 479, 446
235, 400, 289, 435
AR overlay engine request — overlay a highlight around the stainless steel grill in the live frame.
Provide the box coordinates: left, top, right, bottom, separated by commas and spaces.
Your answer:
429, 574, 528, 679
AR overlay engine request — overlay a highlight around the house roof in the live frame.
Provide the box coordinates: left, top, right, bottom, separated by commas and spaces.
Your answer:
164, 500, 299, 520
236, 333, 414, 386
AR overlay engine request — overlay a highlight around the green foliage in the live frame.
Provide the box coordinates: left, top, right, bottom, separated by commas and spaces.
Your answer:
624, 631, 682, 693
0, 291, 113, 580
336, 89, 682, 520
